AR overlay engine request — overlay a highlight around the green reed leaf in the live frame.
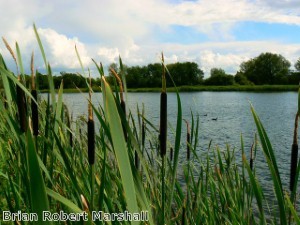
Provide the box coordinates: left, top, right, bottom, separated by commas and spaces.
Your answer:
101, 77, 139, 225
26, 130, 51, 225
47, 188, 82, 213
250, 105, 287, 225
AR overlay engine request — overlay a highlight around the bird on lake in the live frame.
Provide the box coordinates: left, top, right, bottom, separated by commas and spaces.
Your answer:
211, 117, 218, 121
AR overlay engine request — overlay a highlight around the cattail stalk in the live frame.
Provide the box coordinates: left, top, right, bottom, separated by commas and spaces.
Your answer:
88, 74, 95, 165
87, 73, 95, 211
30, 52, 38, 136
170, 147, 173, 161
16, 78, 27, 133
110, 68, 127, 141
290, 112, 298, 192
160, 52, 167, 225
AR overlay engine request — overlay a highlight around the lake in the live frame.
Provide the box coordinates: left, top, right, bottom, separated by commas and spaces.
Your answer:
53, 91, 298, 199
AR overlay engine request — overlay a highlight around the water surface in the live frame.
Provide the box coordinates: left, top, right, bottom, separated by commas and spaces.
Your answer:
55, 91, 298, 198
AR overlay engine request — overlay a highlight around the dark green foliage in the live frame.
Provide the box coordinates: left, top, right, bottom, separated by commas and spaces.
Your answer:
235, 72, 253, 85
167, 62, 204, 86
126, 62, 204, 88
295, 58, 300, 72
204, 74, 235, 85
210, 68, 226, 77
239, 52, 291, 85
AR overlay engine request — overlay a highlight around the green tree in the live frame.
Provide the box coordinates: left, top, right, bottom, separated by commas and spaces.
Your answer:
210, 68, 226, 77
203, 68, 234, 85
240, 52, 291, 84
234, 72, 253, 85
295, 58, 300, 72
167, 62, 204, 86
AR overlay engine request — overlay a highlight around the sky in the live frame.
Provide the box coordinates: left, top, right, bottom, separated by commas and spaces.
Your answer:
0, 0, 300, 77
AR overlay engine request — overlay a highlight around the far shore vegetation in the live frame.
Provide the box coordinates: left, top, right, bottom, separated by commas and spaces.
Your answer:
38, 85, 300, 93
2, 52, 300, 93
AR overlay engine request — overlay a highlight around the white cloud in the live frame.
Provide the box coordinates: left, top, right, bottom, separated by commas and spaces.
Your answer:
37, 28, 90, 69
0, 0, 300, 76
97, 47, 120, 62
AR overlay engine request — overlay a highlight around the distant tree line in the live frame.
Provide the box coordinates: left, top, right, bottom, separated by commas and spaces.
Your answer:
2, 52, 300, 89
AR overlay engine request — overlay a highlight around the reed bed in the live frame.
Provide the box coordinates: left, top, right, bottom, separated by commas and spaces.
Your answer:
0, 25, 300, 225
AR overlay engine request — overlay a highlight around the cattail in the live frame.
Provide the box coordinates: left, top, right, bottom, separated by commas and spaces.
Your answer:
2, 37, 18, 74
31, 90, 38, 135
290, 112, 298, 191
184, 119, 191, 161
160, 52, 167, 157
135, 151, 139, 170
2, 37, 27, 132
16, 82, 27, 133
70, 114, 73, 147
110, 68, 127, 141
30, 52, 39, 136
120, 100, 127, 141
87, 74, 95, 165
181, 206, 186, 225
88, 119, 95, 165
142, 119, 146, 148
250, 142, 254, 171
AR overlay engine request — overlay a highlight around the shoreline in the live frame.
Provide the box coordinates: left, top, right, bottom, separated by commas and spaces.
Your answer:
36, 85, 299, 93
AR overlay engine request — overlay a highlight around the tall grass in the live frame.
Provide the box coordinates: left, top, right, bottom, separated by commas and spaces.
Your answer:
0, 25, 300, 225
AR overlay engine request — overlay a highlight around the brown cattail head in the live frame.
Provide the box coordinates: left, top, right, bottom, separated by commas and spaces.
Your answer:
170, 147, 173, 161
290, 112, 299, 191
120, 99, 127, 141
31, 89, 38, 136
160, 92, 167, 157
142, 119, 146, 147
184, 119, 191, 161
187, 132, 191, 161
88, 119, 95, 165
16, 83, 27, 133
70, 113, 73, 147
250, 142, 254, 171
135, 151, 139, 170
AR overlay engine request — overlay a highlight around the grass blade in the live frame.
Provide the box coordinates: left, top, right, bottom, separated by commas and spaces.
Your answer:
26, 130, 51, 225
101, 77, 139, 224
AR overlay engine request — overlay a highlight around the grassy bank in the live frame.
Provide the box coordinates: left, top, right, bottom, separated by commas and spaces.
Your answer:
129, 85, 299, 92
1, 26, 300, 225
